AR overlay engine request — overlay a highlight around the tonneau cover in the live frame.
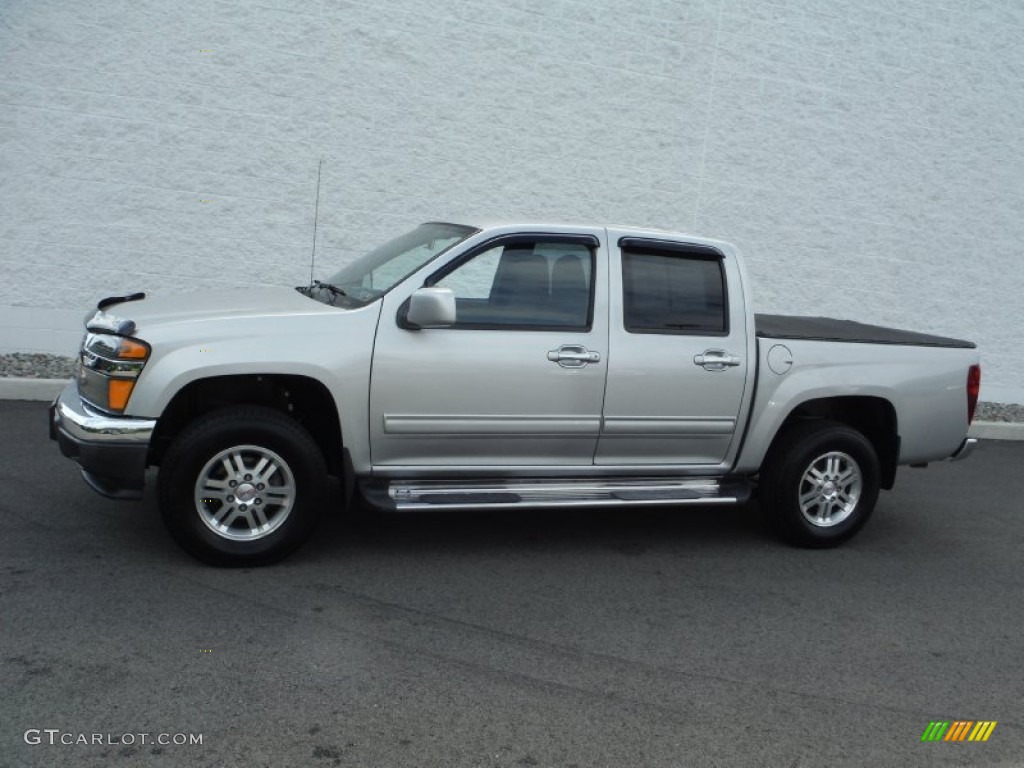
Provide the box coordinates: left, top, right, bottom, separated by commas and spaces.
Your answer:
755, 314, 976, 349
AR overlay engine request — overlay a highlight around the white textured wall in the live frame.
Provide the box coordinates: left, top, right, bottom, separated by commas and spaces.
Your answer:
1, 0, 1021, 402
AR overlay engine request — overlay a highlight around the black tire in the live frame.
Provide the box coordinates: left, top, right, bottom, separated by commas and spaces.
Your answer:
158, 406, 329, 566
760, 420, 880, 548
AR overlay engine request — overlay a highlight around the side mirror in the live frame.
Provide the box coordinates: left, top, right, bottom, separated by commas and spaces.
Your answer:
403, 287, 456, 329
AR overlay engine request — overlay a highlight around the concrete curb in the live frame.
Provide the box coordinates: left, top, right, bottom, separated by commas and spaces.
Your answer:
968, 421, 1024, 441
0, 377, 68, 401
2, 377, 1023, 441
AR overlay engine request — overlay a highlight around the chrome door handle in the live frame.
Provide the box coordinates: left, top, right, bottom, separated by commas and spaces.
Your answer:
548, 344, 601, 368
694, 349, 741, 371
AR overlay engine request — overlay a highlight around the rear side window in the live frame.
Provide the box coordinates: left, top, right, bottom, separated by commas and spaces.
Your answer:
622, 249, 727, 334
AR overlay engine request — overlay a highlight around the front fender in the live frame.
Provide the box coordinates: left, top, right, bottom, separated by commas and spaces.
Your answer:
123, 305, 382, 471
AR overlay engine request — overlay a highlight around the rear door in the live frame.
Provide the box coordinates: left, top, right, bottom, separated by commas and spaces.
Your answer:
595, 232, 753, 466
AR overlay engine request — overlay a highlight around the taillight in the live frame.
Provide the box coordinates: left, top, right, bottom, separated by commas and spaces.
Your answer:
966, 364, 981, 424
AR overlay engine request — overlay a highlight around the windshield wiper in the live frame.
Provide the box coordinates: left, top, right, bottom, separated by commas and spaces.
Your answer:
307, 280, 351, 305
313, 280, 347, 298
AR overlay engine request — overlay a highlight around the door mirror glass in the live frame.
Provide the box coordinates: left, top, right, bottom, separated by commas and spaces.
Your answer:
404, 287, 456, 328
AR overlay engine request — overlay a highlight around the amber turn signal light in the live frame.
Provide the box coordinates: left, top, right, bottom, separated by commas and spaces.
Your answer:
118, 339, 149, 359
107, 379, 136, 411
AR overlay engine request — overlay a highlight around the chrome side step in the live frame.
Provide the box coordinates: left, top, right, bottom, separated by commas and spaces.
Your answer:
361, 477, 750, 512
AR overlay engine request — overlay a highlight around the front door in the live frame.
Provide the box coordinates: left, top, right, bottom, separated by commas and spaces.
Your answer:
595, 232, 751, 466
370, 230, 609, 470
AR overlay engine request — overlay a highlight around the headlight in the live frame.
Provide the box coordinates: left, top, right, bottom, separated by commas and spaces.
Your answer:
79, 333, 151, 413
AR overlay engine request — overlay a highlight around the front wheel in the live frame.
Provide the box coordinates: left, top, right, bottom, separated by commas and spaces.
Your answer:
760, 420, 881, 548
158, 406, 329, 566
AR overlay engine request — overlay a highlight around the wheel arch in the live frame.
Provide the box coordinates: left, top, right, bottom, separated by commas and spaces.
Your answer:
148, 374, 348, 484
763, 395, 899, 489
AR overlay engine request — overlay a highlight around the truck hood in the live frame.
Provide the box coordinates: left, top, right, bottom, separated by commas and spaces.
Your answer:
91, 287, 338, 333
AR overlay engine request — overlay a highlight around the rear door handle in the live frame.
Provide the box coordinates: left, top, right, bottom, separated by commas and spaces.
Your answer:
548, 344, 601, 368
694, 349, 741, 371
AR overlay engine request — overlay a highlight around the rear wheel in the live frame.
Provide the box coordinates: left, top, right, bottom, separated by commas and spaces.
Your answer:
760, 420, 880, 548
158, 406, 328, 566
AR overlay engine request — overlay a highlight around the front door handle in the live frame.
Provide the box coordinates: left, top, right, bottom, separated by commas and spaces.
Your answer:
694, 349, 741, 371
548, 344, 601, 368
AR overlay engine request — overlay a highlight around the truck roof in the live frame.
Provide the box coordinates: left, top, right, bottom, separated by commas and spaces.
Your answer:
439, 220, 730, 249
446, 218, 690, 234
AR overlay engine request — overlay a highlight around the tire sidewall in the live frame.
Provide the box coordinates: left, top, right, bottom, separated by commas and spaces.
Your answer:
160, 409, 326, 566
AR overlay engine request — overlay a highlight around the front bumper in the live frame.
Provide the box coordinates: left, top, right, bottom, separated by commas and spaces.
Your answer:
49, 381, 156, 499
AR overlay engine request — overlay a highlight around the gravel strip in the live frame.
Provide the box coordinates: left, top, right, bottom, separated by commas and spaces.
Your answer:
2, 353, 1022, 421
974, 402, 1024, 423
0, 353, 77, 379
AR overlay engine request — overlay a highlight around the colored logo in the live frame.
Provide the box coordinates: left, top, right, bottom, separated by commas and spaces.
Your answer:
921, 721, 997, 742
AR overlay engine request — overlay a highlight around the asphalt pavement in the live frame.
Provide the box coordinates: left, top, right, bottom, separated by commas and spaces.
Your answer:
1, 400, 1021, 767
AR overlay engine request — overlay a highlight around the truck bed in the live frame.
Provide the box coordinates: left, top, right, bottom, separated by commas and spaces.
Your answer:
755, 314, 976, 349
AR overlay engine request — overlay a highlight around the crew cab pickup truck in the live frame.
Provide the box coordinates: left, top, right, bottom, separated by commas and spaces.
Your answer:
50, 221, 981, 565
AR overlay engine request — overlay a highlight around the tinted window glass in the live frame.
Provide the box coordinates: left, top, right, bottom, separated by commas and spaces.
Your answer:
436, 242, 593, 329
622, 250, 726, 333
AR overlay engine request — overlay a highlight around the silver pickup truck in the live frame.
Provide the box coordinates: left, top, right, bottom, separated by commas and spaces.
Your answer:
50, 221, 981, 565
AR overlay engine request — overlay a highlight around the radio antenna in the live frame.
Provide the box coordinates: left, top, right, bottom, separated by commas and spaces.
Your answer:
309, 159, 323, 287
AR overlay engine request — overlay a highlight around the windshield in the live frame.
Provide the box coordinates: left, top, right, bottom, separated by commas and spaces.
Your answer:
315, 222, 477, 306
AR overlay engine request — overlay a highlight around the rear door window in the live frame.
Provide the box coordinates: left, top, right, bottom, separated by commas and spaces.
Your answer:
621, 248, 727, 334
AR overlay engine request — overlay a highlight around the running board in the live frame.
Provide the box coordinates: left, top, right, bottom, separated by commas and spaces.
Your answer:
361, 477, 751, 512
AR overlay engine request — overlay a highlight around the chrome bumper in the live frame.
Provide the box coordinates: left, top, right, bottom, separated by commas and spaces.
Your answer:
949, 437, 977, 462
50, 381, 156, 498
52, 381, 156, 443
